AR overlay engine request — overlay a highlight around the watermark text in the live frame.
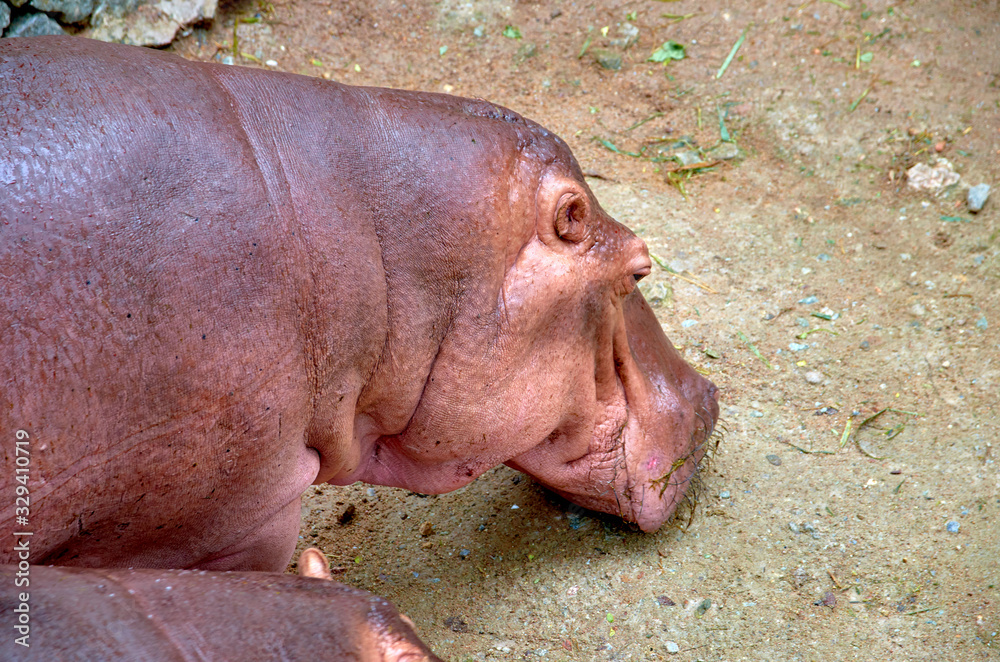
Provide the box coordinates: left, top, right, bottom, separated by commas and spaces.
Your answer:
11, 429, 32, 648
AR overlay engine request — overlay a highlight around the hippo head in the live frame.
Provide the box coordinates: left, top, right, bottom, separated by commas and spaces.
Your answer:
508, 157, 721, 531
330, 96, 719, 533
496, 162, 720, 532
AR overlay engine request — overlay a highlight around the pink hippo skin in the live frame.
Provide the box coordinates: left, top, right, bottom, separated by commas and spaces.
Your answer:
1, 38, 718, 569
0, 549, 441, 661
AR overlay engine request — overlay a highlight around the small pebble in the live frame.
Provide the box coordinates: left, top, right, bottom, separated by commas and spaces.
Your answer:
657, 595, 676, 606
968, 183, 990, 212
265, 59, 278, 67
789, 342, 809, 351
805, 370, 823, 384
590, 48, 622, 71
788, 522, 800, 534
798, 295, 819, 305
765, 454, 782, 466
946, 520, 960, 533
709, 142, 741, 160
719, 490, 731, 499
420, 521, 435, 537
665, 641, 680, 654
673, 149, 702, 167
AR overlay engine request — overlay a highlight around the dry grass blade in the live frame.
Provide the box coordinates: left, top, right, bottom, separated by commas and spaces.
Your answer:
669, 159, 723, 172
736, 330, 773, 369
650, 254, 718, 293
780, 438, 836, 455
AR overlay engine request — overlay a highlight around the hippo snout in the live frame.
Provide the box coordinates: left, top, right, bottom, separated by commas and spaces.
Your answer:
618, 289, 720, 532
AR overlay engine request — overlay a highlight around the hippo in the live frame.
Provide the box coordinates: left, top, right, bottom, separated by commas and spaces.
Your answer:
0, 548, 441, 661
1, 36, 717, 575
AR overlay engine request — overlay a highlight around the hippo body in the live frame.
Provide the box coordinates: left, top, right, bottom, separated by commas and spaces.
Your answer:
0, 35, 718, 576
1, 549, 441, 661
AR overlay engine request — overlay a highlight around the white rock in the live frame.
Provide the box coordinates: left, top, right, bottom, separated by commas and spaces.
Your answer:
86, 0, 217, 47
906, 159, 960, 192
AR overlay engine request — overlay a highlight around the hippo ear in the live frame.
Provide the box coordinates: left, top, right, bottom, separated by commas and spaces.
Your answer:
538, 174, 594, 250
298, 547, 333, 580
553, 193, 590, 244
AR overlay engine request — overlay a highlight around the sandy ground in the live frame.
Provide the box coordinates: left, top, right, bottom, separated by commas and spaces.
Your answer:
172, 1, 1000, 659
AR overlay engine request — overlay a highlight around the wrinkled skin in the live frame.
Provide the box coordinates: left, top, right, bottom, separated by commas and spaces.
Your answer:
0, 549, 441, 661
0, 36, 718, 574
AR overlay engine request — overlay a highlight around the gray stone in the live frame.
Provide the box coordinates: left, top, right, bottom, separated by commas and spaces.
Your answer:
0, 3, 10, 31
709, 142, 742, 160
4, 11, 66, 37
87, 0, 216, 46
968, 183, 990, 212
30, 0, 94, 23
93, 0, 149, 20
590, 48, 622, 71
673, 149, 702, 167
805, 371, 823, 384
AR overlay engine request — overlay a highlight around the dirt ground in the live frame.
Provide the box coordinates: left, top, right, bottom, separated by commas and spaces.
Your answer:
170, 1, 999, 659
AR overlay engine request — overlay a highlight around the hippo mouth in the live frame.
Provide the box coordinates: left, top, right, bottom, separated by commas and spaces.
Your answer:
620, 389, 721, 532
509, 289, 721, 533
537, 374, 720, 533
